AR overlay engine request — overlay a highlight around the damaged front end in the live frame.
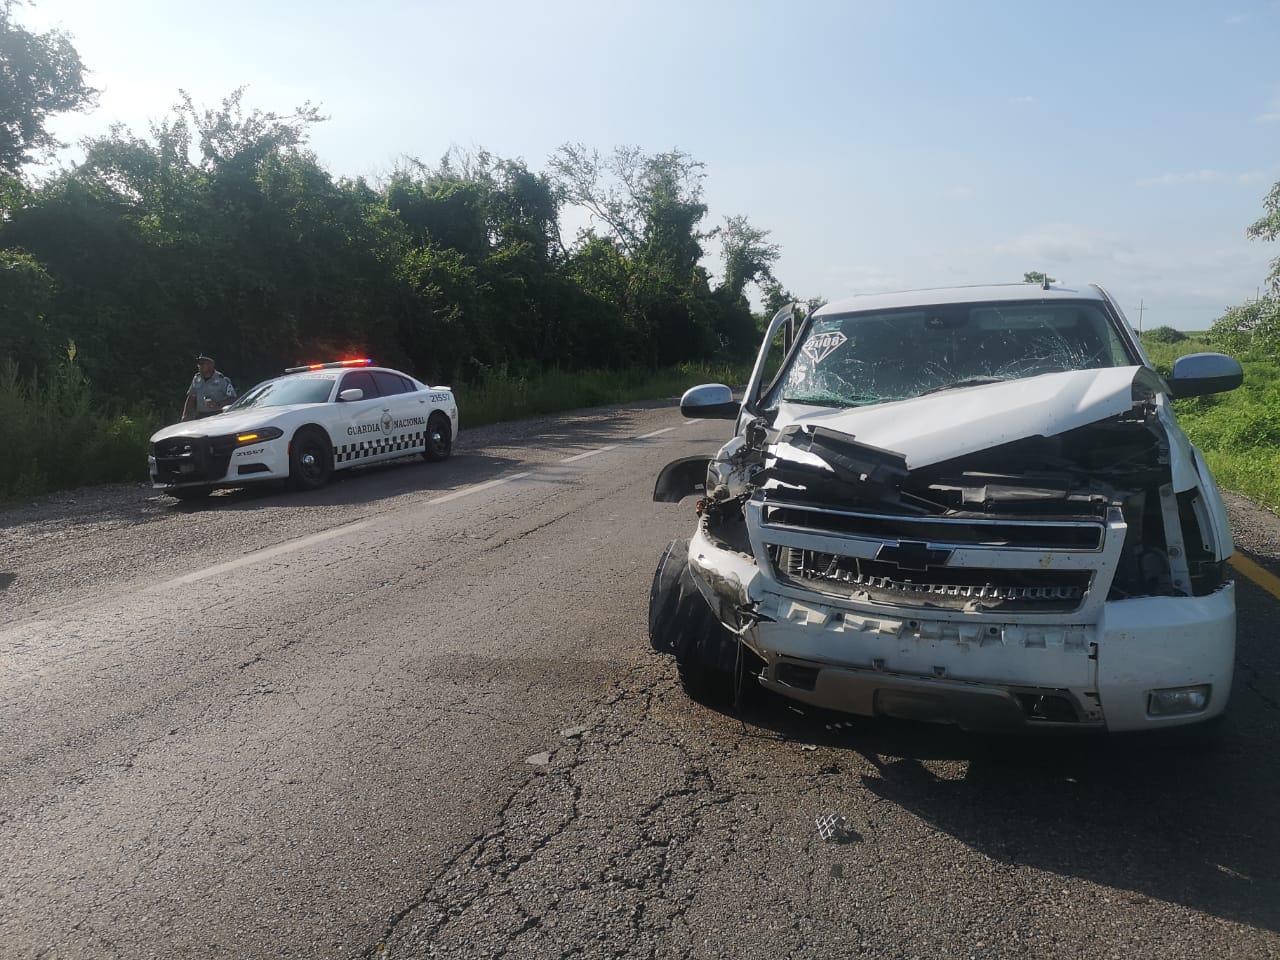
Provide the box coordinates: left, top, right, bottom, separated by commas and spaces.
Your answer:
653, 366, 1235, 732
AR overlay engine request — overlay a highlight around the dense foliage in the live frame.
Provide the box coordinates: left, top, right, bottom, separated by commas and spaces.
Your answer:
0, 92, 780, 412
0, 8, 788, 498
0, 0, 96, 179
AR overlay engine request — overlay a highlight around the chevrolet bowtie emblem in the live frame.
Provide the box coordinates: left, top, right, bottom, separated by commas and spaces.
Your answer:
875, 540, 953, 572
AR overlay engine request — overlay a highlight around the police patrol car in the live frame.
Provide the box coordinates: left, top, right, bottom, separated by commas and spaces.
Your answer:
148, 359, 458, 500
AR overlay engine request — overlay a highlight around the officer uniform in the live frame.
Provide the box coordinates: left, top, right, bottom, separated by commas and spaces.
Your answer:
188, 369, 237, 417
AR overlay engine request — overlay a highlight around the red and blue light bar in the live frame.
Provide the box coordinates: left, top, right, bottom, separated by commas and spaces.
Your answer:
284, 358, 374, 373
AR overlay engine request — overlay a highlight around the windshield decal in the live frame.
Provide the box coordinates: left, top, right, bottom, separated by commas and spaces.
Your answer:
801, 331, 847, 364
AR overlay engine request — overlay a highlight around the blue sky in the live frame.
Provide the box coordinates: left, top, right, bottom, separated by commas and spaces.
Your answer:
26, 0, 1280, 328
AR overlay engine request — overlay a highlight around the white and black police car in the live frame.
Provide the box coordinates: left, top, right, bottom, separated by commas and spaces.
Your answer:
148, 359, 458, 500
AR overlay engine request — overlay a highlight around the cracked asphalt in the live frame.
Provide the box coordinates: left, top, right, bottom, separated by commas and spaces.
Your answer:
2, 401, 1278, 959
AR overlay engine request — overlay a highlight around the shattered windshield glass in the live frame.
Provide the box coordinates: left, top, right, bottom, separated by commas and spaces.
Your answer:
767, 300, 1133, 409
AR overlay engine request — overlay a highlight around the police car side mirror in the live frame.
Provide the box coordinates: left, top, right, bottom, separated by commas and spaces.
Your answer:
338, 388, 364, 402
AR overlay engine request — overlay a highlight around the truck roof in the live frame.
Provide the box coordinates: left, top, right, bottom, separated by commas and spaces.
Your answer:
813, 282, 1105, 317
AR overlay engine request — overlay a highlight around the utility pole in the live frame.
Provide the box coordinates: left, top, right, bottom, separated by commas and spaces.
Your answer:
1136, 299, 1145, 335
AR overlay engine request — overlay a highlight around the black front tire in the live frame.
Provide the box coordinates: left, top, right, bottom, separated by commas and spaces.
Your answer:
423, 412, 453, 462
649, 537, 737, 703
289, 428, 334, 490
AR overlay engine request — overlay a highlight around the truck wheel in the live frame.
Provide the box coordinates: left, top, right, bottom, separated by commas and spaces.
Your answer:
171, 486, 212, 501
423, 412, 452, 462
289, 428, 333, 490
649, 537, 736, 703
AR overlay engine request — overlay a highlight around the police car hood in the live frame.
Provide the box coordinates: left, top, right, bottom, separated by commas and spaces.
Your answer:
771, 365, 1166, 470
150, 406, 312, 442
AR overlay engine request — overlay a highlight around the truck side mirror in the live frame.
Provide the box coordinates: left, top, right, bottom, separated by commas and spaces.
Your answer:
679, 383, 738, 420
1168, 353, 1243, 399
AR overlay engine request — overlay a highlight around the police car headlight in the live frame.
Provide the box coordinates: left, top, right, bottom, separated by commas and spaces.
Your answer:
234, 427, 283, 446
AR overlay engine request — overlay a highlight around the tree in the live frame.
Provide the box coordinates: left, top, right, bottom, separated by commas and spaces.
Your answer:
1208, 295, 1280, 358
1247, 180, 1280, 292
0, 0, 97, 179
718, 215, 778, 299
1023, 271, 1056, 285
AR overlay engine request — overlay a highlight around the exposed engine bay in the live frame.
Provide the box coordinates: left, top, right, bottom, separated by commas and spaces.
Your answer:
658, 378, 1225, 629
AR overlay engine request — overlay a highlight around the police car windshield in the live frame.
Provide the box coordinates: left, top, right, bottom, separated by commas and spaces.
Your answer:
227, 376, 335, 410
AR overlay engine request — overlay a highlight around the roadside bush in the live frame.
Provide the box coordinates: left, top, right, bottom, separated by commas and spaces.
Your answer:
1206, 296, 1280, 359
1144, 325, 1187, 344
0, 357, 155, 499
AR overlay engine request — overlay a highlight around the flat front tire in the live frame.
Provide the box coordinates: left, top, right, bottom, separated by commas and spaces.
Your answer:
289, 428, 333, 490
649, 537, 737, 703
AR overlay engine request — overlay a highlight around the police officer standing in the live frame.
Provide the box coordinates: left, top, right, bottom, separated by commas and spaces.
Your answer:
182, 354, 237, 420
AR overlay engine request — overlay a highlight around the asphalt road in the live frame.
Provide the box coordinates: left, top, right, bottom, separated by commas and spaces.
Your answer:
2, 401, 1278, 959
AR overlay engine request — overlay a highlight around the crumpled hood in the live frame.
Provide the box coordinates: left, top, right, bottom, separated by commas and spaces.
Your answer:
772, 365, 1165, 470
149, 405, 311, 443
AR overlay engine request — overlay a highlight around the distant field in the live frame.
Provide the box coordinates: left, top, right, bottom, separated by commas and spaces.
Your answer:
1143, 336, 1280, 514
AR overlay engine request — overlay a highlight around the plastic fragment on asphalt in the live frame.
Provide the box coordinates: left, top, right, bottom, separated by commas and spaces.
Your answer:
816, 813, 853, 843
800, 744, 817, 752
524, 752, 551, 766
560, 724, 591, 738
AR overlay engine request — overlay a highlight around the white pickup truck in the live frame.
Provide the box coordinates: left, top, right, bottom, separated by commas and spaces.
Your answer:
650, 282, 1243, 733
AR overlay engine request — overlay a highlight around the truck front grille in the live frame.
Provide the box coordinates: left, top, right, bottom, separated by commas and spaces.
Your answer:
768, 546, 1091, 612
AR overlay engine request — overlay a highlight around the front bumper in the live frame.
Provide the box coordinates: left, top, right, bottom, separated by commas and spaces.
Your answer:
149, 435, 289, 488
688, 526, 1235, 732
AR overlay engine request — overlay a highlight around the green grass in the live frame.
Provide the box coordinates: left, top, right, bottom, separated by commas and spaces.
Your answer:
456, 360, 751, 428
0, 359, 154, 500
0, 359, 753, 501
1143, 335, 1280, 513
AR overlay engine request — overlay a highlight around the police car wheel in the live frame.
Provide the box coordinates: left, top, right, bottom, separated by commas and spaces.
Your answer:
289, 428, 333, 489
423, 413, 452, 463
171, 486, 212, 501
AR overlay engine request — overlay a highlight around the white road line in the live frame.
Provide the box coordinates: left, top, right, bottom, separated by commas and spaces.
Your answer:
154, 423, 682, 591
560, 444, 619, 464
426, 471, 532, 504
683, 418, 703, 425
158, 519, 375, 589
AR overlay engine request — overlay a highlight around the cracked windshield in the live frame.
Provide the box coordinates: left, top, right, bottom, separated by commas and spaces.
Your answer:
772, 301, 1132, 408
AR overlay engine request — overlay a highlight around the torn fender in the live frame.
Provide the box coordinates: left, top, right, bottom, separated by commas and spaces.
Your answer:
653, 456, 711, 503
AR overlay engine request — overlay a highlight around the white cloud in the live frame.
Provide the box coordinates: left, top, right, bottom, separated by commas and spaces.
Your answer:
1136, 170, 1222, 187
1008, 95, 1035, 105
1135, 169, 1271, 187
993, 224, 1116, 264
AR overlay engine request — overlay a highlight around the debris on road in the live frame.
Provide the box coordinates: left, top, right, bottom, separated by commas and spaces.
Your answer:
524, 752, 551, 766
559, 724, 591, 739
816, 813, 855, 843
